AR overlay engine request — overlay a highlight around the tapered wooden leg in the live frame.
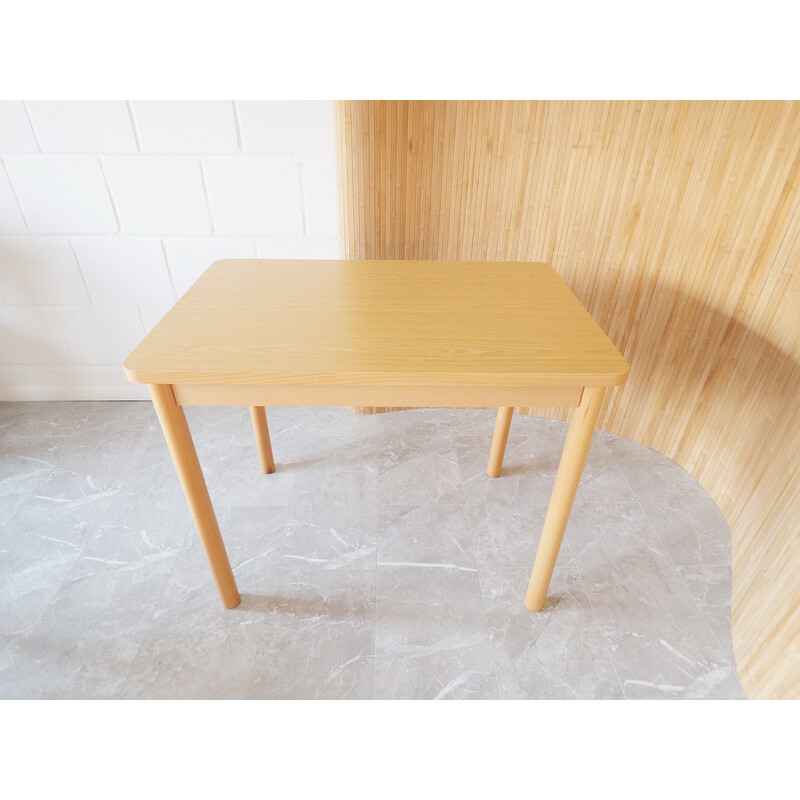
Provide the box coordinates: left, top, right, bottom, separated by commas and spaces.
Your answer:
525, 386, 605, 611
149, 384, 240, 609
487, 407, 514, 477
249, 406, 276, 474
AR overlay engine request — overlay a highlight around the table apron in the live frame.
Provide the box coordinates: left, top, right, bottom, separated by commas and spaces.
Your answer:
171, 383, 584, 409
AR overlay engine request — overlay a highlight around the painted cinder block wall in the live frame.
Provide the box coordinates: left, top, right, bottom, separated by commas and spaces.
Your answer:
0, 100, 339, 400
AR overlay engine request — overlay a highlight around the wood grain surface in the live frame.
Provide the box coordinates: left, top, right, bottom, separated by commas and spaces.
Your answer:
335, 100, 800, 699
123, 259, 628, 388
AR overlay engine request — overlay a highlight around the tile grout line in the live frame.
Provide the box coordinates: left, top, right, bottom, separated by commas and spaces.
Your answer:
244, 605, 270, 700
0, 493, 97, 699
297, 161, 308, 237
246, 410, 301, 698
51, 308, 77, 366
239, 408, 288, 699
1, 158, 32, 232
231, 101, 244, 153
115, 522, 193, 699
125, 102, 143, 152
96, 157, 123, 233
67, 239, 94, 305
0, 458, 55, 537
454, 416, 502, 699
242, 543, 276, 699
568, 547, 628, 699
20, 101, 43, 152
374, 432, 380, 701
554, 433, 628, 699
159, 239, 180, 302
198, 160, 216, 236
373, 410, 390, 699
0, 469, 61, 696
609, 445, 732, 660
96, 419, 186, 698
672, 562, 730, 657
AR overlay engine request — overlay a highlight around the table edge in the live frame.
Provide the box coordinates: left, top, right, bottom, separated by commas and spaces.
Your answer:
123, 364, 630, 388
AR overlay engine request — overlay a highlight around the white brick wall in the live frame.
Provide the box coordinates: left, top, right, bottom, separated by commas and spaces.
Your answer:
0, 239, 89, 305
26, 101, 138, 154
204, 159, 303, 236
0, 101, 339, 400
0, 308, 72, 364
0, 166, 28, 234
0, 102, 38, 153
237, 101, 335, 155
72, 238, 174, 306
104, 157, 212, 235
164, 238, 255, 297
4, 157, 119, 234
131, 101, 238, 154
302, 159, 339, 237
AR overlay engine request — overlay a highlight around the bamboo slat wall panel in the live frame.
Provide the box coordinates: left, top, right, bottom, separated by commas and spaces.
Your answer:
335, 100, 800, 700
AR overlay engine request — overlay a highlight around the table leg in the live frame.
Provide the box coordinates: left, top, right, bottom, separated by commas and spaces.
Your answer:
525, 386, 605, 611
249, 406, 276, 474
487, 407, 514, 477
149, 383, 240, 609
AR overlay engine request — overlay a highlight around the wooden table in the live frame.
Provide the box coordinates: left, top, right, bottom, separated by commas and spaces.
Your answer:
124, 259, 629, 611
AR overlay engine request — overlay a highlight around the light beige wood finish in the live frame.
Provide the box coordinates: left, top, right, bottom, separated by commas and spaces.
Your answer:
124, 260, 629, 390
172, 383, 583, 409
487, 407, 514, 477
335, 100, 800, 699
525, 386, 605, 610
126, 259, 627, 612
249, 406, 275, 474
148, 383, 240, 609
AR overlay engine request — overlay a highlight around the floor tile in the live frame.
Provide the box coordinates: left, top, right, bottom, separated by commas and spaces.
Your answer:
456, 434, 544, 507
677, 564, 737, 656
0, 499, 94, 639
0, 447, 56, 529
606, 435, 732, 565
0, 542, 180, 699
450, 407, 508, 436
576, 540, 745, 699
119, 565, 265, 700
375, 565, 497, 699
481, 567, 624, 699
379, 433, 463, 505
377, 504, 474, 570
0, 402, 744, 700
247, 568, 375, 699
467, 499, 551, 574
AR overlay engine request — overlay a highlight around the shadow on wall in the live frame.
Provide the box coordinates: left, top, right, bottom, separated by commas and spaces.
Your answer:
358, 261, 800, 695
567, 268, 800, 694
574, 269, 799, 479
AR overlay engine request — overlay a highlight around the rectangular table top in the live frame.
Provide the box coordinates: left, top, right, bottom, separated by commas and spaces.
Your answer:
123, 259, 629, 388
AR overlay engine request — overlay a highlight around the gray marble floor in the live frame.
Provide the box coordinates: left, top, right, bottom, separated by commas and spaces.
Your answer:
0, 401, 745, 699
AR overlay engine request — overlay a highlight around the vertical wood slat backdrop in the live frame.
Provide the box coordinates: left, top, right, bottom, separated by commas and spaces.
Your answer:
335, 101, 800, 700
